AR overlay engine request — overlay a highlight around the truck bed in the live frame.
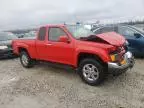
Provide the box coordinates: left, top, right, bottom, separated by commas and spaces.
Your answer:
12, 39, 38, 59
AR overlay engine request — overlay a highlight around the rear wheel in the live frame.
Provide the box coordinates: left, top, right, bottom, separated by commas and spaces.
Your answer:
78, 58, 106, 86
20, 51, 34, 68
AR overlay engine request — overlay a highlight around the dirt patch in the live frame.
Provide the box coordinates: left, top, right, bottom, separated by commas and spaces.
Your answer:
0, 58, 144, 108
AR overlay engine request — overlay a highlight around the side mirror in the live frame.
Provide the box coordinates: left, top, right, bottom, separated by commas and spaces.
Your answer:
134, 33, 141, 38
59, 36, 70, 43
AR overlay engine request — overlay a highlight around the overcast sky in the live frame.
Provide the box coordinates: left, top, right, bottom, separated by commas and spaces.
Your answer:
0, 0, 144, 30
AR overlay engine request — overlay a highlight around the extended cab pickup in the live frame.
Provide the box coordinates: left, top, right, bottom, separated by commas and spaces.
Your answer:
12, 25, 134, 85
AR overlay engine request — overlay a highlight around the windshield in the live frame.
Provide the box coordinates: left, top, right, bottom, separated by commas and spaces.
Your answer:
0, 32, 18, 41
66, 25, 95, 39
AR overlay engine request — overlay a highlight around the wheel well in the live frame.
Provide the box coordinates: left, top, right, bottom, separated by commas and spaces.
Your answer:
18, 47, 28, 54
77, 53, 107, 67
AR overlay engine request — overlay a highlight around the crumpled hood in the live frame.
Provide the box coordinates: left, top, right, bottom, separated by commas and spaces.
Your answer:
0, 40, 12, 46
96, 32, 126, 46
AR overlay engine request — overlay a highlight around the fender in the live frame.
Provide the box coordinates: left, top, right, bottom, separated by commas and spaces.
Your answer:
13, 40, 38, 59
16, 42, 30, 55
74, 47, 110, 67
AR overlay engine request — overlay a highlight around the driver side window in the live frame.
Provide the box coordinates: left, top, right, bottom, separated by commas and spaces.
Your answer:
48, 27, 67, 41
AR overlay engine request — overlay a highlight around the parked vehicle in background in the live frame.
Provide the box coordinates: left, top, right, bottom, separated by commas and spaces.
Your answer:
16, 31, 36, 39
16, 33, 25, 38
92, 25, 144, 57
12, 24, 134, 86
0, 32, 18, 58
22, 31, 36, 39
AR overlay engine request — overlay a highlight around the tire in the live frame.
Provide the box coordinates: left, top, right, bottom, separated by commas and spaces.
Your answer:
20, 51, 34, 68
78, 58, 106, 86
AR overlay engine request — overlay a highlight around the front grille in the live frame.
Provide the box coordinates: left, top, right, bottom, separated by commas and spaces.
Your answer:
114, 46, 125, 62
117, 46, 125, 53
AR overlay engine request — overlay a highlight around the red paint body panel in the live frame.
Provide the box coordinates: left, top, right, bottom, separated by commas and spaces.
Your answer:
12, 25, 125, 68
12, 39, 38, 58
96, 32, 126, 46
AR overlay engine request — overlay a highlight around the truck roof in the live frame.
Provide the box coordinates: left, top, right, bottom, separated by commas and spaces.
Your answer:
41, 24, 65, 28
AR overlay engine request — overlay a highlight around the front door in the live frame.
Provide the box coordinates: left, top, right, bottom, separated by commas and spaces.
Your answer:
45, 27, 75, 65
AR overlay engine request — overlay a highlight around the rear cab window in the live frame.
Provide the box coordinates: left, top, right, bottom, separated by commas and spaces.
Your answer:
38, 27, 46, 41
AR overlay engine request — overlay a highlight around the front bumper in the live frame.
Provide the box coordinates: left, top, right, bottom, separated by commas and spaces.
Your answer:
108, 51, 134, 75
0, 49, 15, 58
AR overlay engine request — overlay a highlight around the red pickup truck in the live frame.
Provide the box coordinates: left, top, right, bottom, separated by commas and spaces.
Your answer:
12, 24, 134, 85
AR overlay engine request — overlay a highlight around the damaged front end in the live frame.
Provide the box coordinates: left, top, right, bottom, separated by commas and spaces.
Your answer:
108, 51, 134, 75
80, 32, 135, 75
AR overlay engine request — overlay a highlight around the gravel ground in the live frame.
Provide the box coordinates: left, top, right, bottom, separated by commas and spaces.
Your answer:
0, 58, 144, 108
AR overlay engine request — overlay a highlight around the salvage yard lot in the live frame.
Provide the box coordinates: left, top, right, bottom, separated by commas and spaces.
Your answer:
0, 58, 144, 108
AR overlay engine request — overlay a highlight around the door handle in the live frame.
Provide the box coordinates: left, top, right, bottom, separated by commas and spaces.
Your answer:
46, 43, 52, 46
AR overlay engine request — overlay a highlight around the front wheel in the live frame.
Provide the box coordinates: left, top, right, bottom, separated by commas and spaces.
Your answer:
78, 58, 106, 86
20, 51, 34, 68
